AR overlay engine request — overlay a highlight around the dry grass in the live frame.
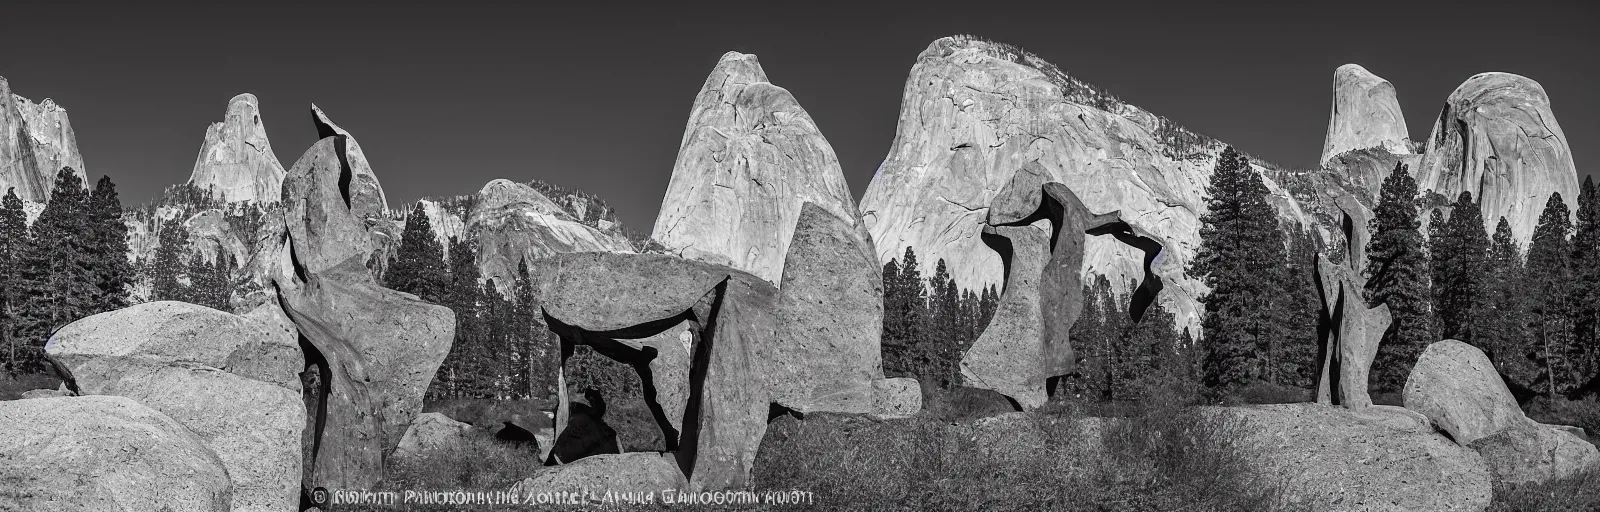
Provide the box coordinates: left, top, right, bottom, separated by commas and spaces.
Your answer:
380, 432, 544, 492
1488, 469, 1600, 512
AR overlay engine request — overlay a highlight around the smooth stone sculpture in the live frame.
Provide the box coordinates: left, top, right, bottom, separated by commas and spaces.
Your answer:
962, 163, 1167, 410
1314, 203, 1390, 408
274, 136, 456, 492
772, 203, 919, 417
530, 252, 777, 492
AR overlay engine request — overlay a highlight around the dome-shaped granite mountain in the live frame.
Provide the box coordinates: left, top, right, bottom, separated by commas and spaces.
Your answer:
652, 51, 865, 285
1416, 72, 1578, 244
188, 94, 287, 204
1321, 64, 1412, 167
859, 36, 1318, 330
0, 76, 87, 203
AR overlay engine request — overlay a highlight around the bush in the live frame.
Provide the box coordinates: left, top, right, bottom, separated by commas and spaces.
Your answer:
1489, 469, 1600, 512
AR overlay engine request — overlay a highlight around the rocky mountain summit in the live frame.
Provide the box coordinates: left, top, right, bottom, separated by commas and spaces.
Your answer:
859, 35, 1318, 330
187, 94, 287, 204
652, 51, 864, 285
0, 76, 86, 204
1321, 64, 1412, 166
1415, 72, 1578, 243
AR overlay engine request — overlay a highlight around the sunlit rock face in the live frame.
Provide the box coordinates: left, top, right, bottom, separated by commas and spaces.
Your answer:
0, 76, 87, 202
1321, 64, 1412, 166
188, 94, 287, 204
652, 51, 861, 285
1415, 72, 1579, 245
859, 35, 1317, 332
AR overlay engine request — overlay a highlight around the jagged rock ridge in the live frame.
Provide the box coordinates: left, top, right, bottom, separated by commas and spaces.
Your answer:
0, 75, 87, 202
652, 51, 863, 285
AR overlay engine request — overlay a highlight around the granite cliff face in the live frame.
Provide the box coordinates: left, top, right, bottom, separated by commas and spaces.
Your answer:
1321, 64, 1412, 166
463, 179, 635, 292
1415, 72, 1578, 244
652, 52, 862, 285
188, 94, 287, 204
0, 76, 87, 202
859, 36, 1316, 330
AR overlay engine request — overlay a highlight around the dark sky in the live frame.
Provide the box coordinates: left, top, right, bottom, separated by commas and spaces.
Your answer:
3, 1, 1595, 231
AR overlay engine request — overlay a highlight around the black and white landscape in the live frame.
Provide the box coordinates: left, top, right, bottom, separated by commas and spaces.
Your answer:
1, 2, 1598, 511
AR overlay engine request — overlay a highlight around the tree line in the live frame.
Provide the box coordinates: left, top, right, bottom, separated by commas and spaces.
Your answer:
0, 168, 134, 377
1195, 144, 1600, 402
879, 248, 999, 390
384, 203, 560, 401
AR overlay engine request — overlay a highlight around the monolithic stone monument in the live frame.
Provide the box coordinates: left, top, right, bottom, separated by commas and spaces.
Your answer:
1314, 199, 1391, 408
960, 162, 1167, 410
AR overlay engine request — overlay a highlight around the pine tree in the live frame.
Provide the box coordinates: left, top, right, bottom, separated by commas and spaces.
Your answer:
1191, 146, 1289, 389
1527, 193, 1575, 399
442, 236, 486, 397
149, 216, 193, 302
1569, 177, 1600, 393
1480, 217, 1535, 385
1282, 227, 1322, 387
513, 257, 553, 399
88, 176, 134, 312
0, 189, 26, 376
386, 204, 448, 303
1365, 162, 1436, 392
1432, 192, 1490, 344
17, 168, 98, 368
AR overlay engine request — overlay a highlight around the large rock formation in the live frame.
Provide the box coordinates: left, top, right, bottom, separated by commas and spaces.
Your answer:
1403, 340, 1532, 445
1313, 202, 1391, 408
531, 252, 776, 491
188, 94, 287, 204
393, 412, 476, 460
44, 301, 304, 512
652, 51, 861, 284
0, 395, 234, 511
860, 36, 1315, 332
772, 203, 919, 416
1415, 72, 1578, 245
0, 76, 87, 203
1211, 403, 1491, 511
1321, 64, 1411, 166
960, 171, 1168, 410
1403, 340, 1600, 485
273, 136, 456, 491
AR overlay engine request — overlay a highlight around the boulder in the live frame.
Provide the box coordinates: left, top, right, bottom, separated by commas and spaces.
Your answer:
276, 136, 456, 491
1321, 64, 1412, 166
0, 396, 233, 511
188, 93, 287, 204
45, 301, 305, 512
1210, 403, 1491, 511
859, 36, 1320, 335
772, 203, 917, 416
509, 452, 687, 500
1403, 340, 1531, 445
394, 412, 476, 459
652, 51, 860, 284
960, 224, 1051, 409
1416, 72, 1579, 246
44, 301, 301, 391
0, 75, 87, 203
1468, 423, 1600, 486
